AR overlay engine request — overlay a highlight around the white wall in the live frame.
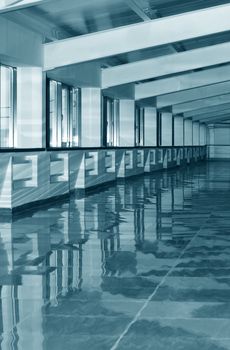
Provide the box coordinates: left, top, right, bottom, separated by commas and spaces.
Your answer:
208, 124, 230, 159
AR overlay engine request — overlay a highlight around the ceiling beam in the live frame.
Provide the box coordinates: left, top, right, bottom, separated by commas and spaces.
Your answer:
125, 0, 178, 56
157, 81, 230, 108
172, 94, 230, 114
102, 42, 230, 88
135, 65, 230, 100
44, 3, 230, 70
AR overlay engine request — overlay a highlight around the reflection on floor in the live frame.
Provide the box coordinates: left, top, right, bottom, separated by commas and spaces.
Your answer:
1, 161, 230, 349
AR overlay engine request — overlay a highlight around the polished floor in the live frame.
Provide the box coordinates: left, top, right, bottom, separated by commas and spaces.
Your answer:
1, 161, 230, 349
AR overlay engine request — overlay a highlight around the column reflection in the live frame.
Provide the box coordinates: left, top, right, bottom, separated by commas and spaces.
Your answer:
0, 163, 209, 347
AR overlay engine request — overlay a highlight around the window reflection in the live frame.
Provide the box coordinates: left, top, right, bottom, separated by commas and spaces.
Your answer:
0, 165, 207, 346
48, 79, 81, 148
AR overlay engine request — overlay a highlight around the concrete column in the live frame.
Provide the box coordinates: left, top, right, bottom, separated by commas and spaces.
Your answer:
200, 123, 207, 145
208, 125, 214, 145
17, 67, 43, 148
193, 121, 200, 145
161, 111, 173, 146
174, 115, 184, 146
184, 119, 193, 146
144, 107, 157, 146
119, 99, 135, 146
81, 87, 102, 147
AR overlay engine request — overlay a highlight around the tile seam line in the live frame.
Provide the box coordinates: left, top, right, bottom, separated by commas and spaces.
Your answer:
110, 214, 212, 350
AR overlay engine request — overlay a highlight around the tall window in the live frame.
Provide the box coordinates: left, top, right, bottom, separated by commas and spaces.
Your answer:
48, 79, 81, 148
103, 96, 119, 147
135, 106, 144, 146
0, 64, 15, 148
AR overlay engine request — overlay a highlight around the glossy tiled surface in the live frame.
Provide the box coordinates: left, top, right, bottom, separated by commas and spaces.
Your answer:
0, 161, 230, 349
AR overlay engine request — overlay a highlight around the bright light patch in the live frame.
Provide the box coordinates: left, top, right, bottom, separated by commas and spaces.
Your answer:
0, 0, 41, 10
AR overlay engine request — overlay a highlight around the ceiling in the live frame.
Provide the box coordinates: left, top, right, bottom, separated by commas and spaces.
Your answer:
2, 0, 230, 124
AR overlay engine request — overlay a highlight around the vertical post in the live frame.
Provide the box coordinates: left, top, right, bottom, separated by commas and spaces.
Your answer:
160, 110, 173, 146
174, 115, 184, 146
144, 107, 157, 146
119, 99, 135, 147
193, 121, 200, 146
184, 118, 193, 146
81, 87, 102, 147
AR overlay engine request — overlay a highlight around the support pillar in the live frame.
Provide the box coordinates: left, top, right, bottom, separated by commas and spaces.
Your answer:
184, 119, 193, 146
193, 121, 200, 145
81, 87, 102, 147
174, 115, 184, 146
144, 107, 157, 146
119, 99, 135, 146
160, 111, 173, 146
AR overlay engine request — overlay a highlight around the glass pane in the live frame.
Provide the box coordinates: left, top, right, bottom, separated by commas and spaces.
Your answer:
61, 87, 69, 147
72, 88, 80, 147
135, 107, 144, 147
135, 107, 140, 146
0, 65, 13, 148
106, 98, 113, 146
139, 108, 144, 146
49, 80, 58, 147
113, 99, 119, 147
105, 97, 120, 147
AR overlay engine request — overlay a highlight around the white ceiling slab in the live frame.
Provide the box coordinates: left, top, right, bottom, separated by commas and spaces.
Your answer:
135, 65, 230, 100
44, 3, 230, 70
157, 81, 230, 108
102, 42, 230, 88
172, 94, 230, 114
192, 109, 230, 121
184, 103, 230, 118
201, 114, 230, 123
0, 0, 53, 13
